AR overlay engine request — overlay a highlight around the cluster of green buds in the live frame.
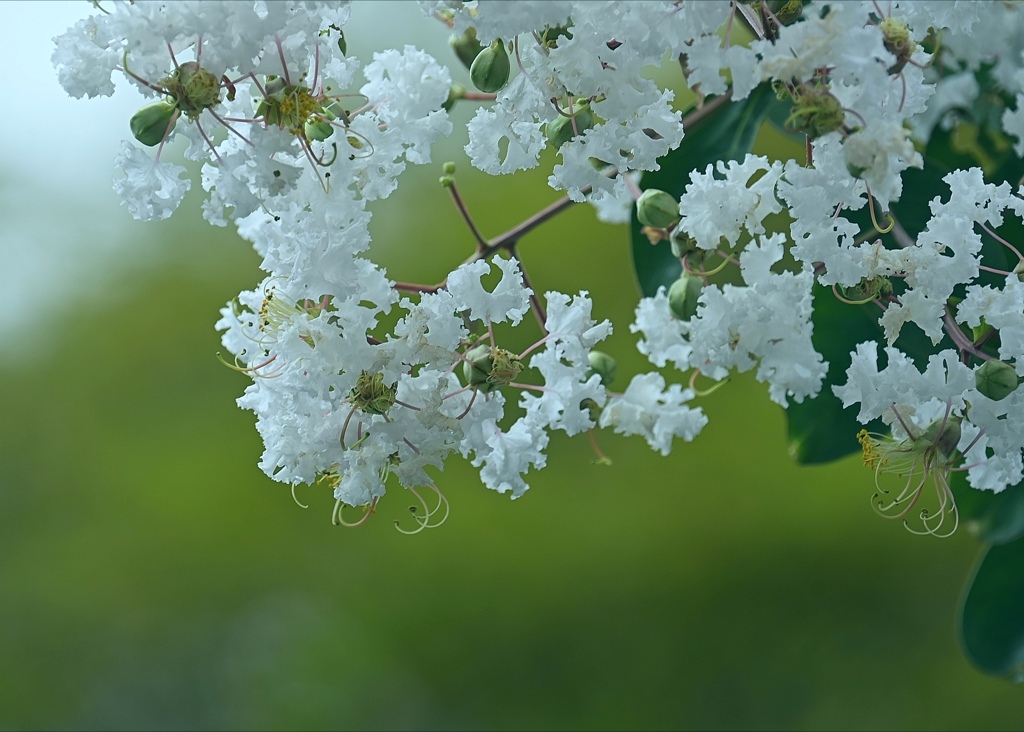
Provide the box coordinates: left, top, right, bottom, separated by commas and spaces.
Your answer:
463, 344, 523, 393
779, 80, 846, 140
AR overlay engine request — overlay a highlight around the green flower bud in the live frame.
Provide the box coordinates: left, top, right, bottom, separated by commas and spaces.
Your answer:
670, 231, 698, 260
545, 102, 595, 150
450, 27, 484, 71
636, 188, 679, 229
442, 161, 457, 175
304, 115, 334, 141
580, 397, 602, 423
585, 350, 617, 386
443, 82, 466, 113
439, 175, 455, 188
668, 272, 703, 321
130, 101, 177, 147
976, 359, 1019, 401
470, 39, 511, 93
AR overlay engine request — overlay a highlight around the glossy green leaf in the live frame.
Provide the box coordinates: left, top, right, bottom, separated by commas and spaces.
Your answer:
630, 84, 777, 298
959, 537, 1024, 681
951, 471, 1024, 545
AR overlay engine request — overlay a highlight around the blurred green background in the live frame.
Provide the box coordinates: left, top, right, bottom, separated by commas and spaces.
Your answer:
3, 2, 1024, 729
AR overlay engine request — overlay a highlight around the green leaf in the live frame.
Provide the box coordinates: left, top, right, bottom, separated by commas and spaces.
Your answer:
951, 471, 1024, 545
959, 537, 1024, 681
630, 85, 778, 298
785, 284, 886, 463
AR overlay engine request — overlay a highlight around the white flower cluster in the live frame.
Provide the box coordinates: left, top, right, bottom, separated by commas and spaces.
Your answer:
53, 0, 716, 523
52, 0, 1024, 527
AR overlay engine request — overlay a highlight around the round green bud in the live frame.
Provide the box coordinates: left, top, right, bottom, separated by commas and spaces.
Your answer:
545, 102, 595, 150
304, 115, 334, 141
450, 27, 485, 71
463, 344, 496, 392
976, 359, 1019, 401
443, 82, 466, 113
470, 39, 511, 93
130, 101, 177, 147
439, 175, 455, 188
670, 231, 698, 260
668, 272, 703, 321
442, 161, 457, 175
585, 350, 617, 386
636, 188, 680, 229
320, 99, 346, 123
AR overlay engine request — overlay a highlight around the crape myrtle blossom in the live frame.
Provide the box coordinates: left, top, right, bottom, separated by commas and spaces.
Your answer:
834, 341, 1024, 495
216, 257, 637, 513
632, 233, 826, 408
55, 0, 1024, 534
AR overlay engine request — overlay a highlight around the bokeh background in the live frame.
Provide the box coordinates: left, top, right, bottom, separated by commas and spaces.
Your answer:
3, 2, 1023, 729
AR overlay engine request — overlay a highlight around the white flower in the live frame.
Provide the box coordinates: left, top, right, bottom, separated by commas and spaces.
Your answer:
833, 342, 973, 428
600, 372, 707, 456
445, 257, 533, 326
677, 155, 784, 252
112, 141, 190, 221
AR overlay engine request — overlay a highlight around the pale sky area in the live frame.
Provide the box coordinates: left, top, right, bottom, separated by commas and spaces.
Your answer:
0, 1, 446, 362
